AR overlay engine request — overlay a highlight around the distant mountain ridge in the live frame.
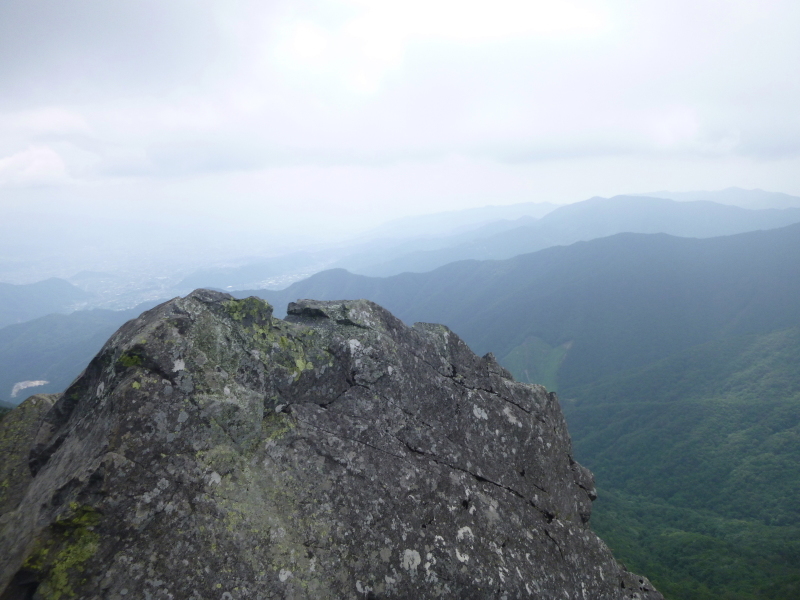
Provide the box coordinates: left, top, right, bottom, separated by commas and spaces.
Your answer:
329, 214, 541, 275
242, 223, 800, 392
166, 192, 800, 291
353, 195, 800, 276
0, 303, 159, 405
640, 187, 800, 210
172, 215, 545, 293
0, 278, 90, 329
359, 200, 560, 239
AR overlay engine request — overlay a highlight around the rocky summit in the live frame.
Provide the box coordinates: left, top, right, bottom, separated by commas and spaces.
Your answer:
0, 290, 662, 600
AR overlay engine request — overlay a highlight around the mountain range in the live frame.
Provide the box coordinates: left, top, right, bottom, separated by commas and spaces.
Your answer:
5, 200, 800, 406
640, 187, 800, 210
170, 192, 800, 289
8, 194, 799, 397
3, 193, 800, 597
0, 278, 90, 329
346, 195, 800, 277
245, 223, 800, 392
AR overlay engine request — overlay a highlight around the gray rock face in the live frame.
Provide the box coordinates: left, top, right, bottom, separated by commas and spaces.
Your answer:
0, 394, 56, 517
0, 291, 662, 599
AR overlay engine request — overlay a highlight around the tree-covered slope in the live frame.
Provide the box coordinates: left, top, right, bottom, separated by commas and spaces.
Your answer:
561, 327, 800, 599
590, 489, 799, 600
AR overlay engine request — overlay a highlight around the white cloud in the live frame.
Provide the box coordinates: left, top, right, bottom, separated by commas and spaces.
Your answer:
0, 146, 69, 186
0, 0, 797, 223
0, 107, 90, 137
273, 0, 610, 93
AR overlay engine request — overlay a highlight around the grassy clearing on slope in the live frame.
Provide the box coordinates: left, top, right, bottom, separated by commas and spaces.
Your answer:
502, 335, 570, 391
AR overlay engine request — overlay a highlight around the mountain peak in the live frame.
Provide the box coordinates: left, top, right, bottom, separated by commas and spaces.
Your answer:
1, 291, 661, 598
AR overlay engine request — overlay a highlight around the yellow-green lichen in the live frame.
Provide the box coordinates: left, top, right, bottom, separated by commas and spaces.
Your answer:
197, 444, 243, 476
293, 357, 314, 379
263, 412, 295, 441
24, 504, 101, 600
225, 299, 321, 377
225, 297, 273, 325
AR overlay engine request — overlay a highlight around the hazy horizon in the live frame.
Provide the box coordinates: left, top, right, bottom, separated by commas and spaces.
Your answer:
2, 0, 799, 280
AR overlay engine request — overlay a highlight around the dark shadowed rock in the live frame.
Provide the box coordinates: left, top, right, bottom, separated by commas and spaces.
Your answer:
0, 394, 57, 516
0, 291, 662, 599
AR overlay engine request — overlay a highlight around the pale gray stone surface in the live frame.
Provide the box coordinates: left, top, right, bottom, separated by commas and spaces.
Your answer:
0, 290, 662, 599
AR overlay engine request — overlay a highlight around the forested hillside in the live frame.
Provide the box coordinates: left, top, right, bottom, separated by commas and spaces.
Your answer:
564, 328, 800, 599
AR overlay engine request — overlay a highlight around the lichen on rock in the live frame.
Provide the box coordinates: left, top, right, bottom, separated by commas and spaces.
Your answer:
0, 290, 662, 599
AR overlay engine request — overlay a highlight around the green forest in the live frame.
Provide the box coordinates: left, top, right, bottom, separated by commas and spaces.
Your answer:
560, 327, 800, 599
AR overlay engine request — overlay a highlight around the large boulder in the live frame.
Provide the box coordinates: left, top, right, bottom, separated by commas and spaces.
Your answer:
0, 290, 661, 599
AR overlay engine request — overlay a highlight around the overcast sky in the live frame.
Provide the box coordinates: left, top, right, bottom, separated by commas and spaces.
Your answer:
1, 0, 799, 266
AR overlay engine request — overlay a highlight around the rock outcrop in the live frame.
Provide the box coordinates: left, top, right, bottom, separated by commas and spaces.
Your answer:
0, 291, 662, 599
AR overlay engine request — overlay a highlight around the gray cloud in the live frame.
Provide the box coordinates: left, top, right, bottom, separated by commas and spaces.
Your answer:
0, 0, 799, 265
1, 1, 797, 166
0, 0, 221, 106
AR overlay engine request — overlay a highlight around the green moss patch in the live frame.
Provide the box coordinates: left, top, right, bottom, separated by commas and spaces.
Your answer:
118, 351, 143, 369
